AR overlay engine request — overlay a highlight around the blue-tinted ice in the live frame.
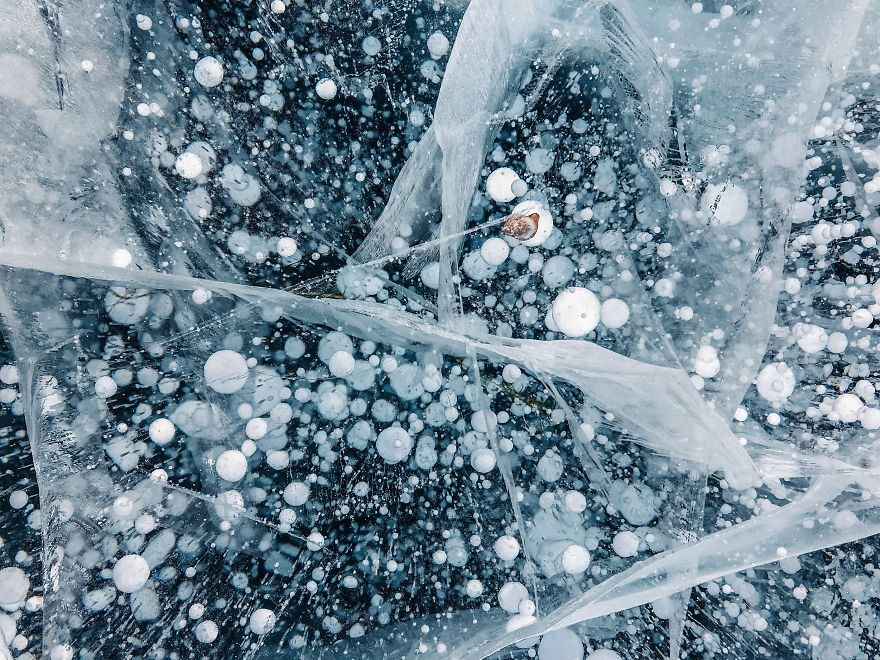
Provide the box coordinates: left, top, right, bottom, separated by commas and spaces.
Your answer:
0, 1, 880, 659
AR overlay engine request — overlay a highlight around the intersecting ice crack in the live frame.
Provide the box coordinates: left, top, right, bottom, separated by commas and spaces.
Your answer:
1, 0, 880, 658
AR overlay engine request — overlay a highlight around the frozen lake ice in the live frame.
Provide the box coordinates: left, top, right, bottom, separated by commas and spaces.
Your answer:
0, 1, 880, 658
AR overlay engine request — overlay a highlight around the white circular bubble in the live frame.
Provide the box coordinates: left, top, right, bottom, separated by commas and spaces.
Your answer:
307, 531, 325, 551
600, 298, 630, 329
498, 581, 529, 613
700, 181, 749, 226
538, 628, 583, 660
833, 393, 862, 423
113, 554, 150, 593
0, 566, 29, 611
266, 450, 290, 470
852, 308, 873, 328
285, 337, 306, 359
827, 332, 848, 354
184, 187, 212, 219
376, 427, 413, 464
95, 376, 117, 399
859, 407, 880, 430
277, 237, 298, 257
283, 481, 310, 506
693, 345, 720, 379
175, 152, 203, 179
0, 365, 19, 384
427, 31, 450, 59
502, 364, 521, 383
470, 447, 497, 473
184, 141, 217, 174
537, 450, 563, 482
221, 165, 262, 207
316, 78, 338, 100
792, 323, 827, 353
586, 650, 623, 660
486, 168, 520, 203
270, 0, 286, 13
250, 608, 276, 634
49, 645, 74, 660
420, 262, 440, 289
470, 410, 497, 434
214, 490, 244, 521
245, 417, 268, 440
194, 56, 224, 88
465, 579, 483, 598
480, 237, 510, 265
329, 350, 356, 378
149, 418, 175, 445
755, 362, 795, 403
204, 350, 249, 394
511, 200, 553, 247
542, 255, 575, 288
9, 490, 27, 509
216, 450, 248, 482
112, 248, 133, 268
552, 287, 601, 337
494, 535, 520, 561
564, 490, 587, 513
561, 544, 590, 573
612, 531, 639, 558
362, 35, 381, 56
195, 620, 218, 643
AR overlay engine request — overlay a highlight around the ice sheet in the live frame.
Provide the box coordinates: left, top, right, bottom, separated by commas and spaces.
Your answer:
0, 0, 879, 658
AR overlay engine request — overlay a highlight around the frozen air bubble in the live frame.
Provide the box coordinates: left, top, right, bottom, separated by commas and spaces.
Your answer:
283, 481, 310, 506
466, 579, 483, 598
204, 350, 249, 394
362, 35, 381, 56
470, 447, 497, 473
792, 323, 827, 353
277, 237, 297, 257
755, 363, 795, 403
427, 31, 450, 59
245, 417, 268, 440
376, 426, 413, 464
538, 629, 583, 660
316, 79, 338, 100
0, 567, 29, 611
612, 531, 639, 558
494, 535, 520, 561
833, 394, 862, 423
216, 450, 248, 482
561, 544, 590, 573
194, 620, 218, 643
112, 554, 150, 593
194, 56, 223, 88
552, 287, 600, 337
586, 650, 622, 660
486, 168, 520, 203
498, 581, 528, 613
700, 181, 749, 226
480, 237, 510, 265
249, 609, 276, 634
329, 350, 356, 377
95, 376, 117, 398
600, 298, 630, 328
175, 152, 203, 179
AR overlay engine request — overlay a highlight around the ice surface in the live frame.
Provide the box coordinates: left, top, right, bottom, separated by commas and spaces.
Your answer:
1, 0, 880, 659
